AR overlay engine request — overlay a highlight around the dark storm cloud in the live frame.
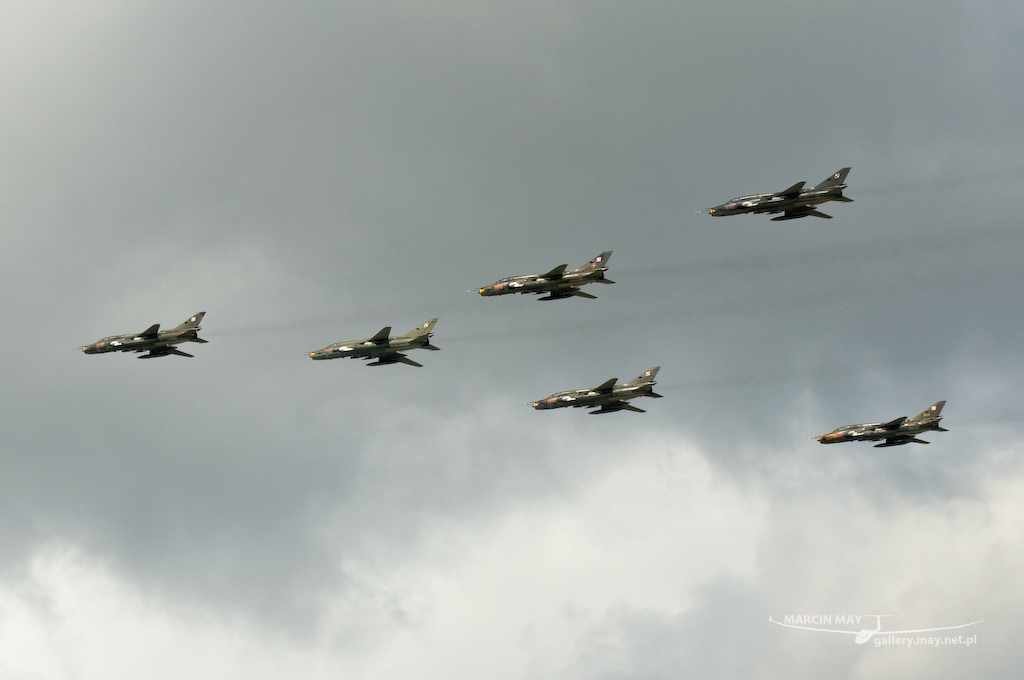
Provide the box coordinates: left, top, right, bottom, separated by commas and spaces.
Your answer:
0, 0, 1023, 674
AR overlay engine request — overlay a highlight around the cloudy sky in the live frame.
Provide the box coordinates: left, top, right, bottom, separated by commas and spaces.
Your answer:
1, 1, 1022, 677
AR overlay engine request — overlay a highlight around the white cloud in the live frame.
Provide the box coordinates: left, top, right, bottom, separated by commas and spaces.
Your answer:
0, 434, 766, 680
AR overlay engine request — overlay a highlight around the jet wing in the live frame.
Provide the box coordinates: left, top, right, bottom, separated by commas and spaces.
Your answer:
369, 327, 392, 343
779, 181, 805, 196
593, 378, 618, 393
538, 289, 599, 301
367, 352, 423, 367
874, 436, 930, 448
590, 401, 645, 414
770, 207, 833, 221
139, 323, 161, 337
139, 347, 194, 359
879, 416, 908, 430
541, 264, 569, 279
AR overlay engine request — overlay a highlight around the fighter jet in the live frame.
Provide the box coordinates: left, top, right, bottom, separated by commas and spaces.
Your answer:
478, 251, 613, 301
532, 366, 662, 414
79, 312, 207, 358
817, 401, 947, 447
309, 318, 439, 367
707, 167, 852, 221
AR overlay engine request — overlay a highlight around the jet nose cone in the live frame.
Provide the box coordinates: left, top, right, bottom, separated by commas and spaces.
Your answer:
478, 288, 486, 295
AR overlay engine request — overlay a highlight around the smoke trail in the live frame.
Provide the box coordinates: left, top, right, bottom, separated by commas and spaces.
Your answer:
657, 352, 936, 392
206, 225, 1022, 341
620, 227, 1024, 279
857, 167, 1024, 197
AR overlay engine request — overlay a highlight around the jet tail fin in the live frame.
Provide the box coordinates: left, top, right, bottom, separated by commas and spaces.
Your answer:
625, 366, 660, 386
173, 312, 206, 330
811, 167, 851, 190
400, 318, 438, 339
574, 250, 612, 273
907, 400, 946, 423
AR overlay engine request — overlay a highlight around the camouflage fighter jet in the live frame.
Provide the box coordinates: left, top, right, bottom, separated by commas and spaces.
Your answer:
817, 401, 947, 448
707, 167, 852, 221
478, 251, 613, 301
79, 312, 207, 358
532, 366, 662, 414
309, 318, 439, 367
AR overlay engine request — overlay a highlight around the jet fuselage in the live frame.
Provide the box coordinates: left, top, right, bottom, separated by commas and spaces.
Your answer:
533, 383, 655, 409
309, 319, 439, 367
479, 251, 613, 301
818, 401, 946, 446
81, 329, 202, 354
533, 367, 662, 414
479, 268, 610, 296
708, 186, 846, 217
80, 313, 207, 359
309, 335, 433, 360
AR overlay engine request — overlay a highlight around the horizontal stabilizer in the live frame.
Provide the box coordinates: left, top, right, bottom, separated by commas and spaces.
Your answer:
648, 392, 664, 398
594, 278, 615, 284
370, 327, 392, 343
779, 181, 805, 196
140, 324, 161, 337
570, 290, 598, 299
834, 196, 854, 203
541, 264, 568, 279
192, 336, 209, 343
593, 378, 618, 392
808, 210, 833, 219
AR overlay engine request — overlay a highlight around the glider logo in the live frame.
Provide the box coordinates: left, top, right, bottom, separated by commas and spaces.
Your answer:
769, 614, 982, 646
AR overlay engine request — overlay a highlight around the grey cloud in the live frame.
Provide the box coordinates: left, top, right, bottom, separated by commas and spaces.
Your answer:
0, 0, 1023, 675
